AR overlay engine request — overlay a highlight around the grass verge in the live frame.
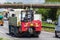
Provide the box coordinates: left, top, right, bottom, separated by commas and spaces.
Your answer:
42, 21, 55, 32
42, 27, 55, 32
42, 22, 55, 28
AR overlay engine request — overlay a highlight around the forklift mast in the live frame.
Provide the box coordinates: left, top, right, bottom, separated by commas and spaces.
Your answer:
21, 10, 34, 22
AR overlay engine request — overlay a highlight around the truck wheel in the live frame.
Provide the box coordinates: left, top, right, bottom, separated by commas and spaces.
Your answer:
55, 34, 58, 38
55, 33, 58, 37
9, 32, 14, 35
55, 31, 58, 37
33, 34, 39, 37
1, 24, 3, 26
22, 32, 31, 37
33, 31, 41, 37
14, 34, 18, 37
14, 33, 21, 37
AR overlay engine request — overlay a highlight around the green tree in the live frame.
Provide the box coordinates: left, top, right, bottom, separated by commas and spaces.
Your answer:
17, 2, 23, 4
37, 8, 58, 21
48, 8, 58, 21
4, 2, 12, 4
46, 0, 60, 2
13, 2, 17, 4
37, 8, 50, 20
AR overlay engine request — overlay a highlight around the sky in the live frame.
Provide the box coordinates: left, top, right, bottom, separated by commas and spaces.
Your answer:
0, 0, 45, 4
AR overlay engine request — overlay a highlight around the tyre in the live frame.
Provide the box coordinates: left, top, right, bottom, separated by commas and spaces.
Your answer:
14, 33, 18, 37
34, 35, 38, 37
14, 33, 22, 37
1, 24, 3, 26
55, 33, 58, 37
55, 31, 58, 37
9, 32, 14, 35
33, 33, 39, 37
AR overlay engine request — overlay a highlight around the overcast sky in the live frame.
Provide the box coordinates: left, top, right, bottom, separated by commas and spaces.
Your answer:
0, 0, 45, 4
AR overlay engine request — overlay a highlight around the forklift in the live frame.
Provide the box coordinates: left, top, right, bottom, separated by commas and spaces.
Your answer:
9, 9, 42, 37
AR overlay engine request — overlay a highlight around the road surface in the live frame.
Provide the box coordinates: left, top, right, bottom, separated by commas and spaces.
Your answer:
0, 21, 60, 40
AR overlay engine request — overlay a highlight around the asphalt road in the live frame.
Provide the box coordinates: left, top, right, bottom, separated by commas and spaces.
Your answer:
0, 21, 60, 40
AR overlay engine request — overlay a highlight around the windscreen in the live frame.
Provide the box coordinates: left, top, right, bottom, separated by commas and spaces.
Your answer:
21, 10, 34, 22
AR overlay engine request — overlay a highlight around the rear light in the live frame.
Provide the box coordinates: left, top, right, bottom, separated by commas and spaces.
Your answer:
36, 23, 39, 27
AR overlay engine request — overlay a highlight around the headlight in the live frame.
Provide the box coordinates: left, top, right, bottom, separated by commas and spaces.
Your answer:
30, 23, 34, 26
